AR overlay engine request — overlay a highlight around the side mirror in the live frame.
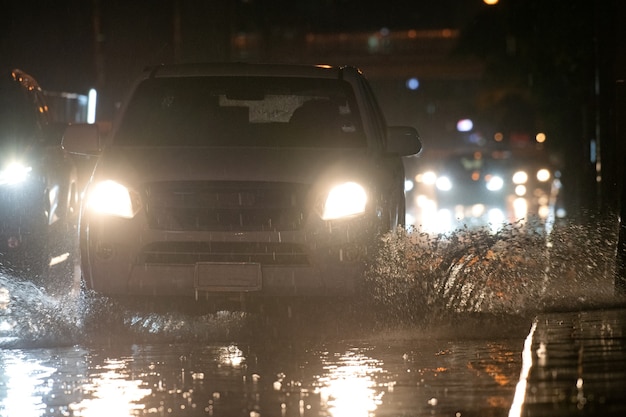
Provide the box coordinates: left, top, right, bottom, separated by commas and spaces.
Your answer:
386, 126, 422, 156
62, 124, 101, 156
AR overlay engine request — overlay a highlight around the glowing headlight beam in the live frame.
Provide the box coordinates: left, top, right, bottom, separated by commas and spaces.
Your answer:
87, 180, 136, 218
322, 182, 367, 220
0, 162, 32, 185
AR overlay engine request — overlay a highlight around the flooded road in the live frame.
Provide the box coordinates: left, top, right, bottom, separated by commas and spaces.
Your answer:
1, 301, 624, 417
0, 317, 527, 417
0, 220, 625, 416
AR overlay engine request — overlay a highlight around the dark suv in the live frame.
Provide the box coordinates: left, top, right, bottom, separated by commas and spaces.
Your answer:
63, 63, 420, 301
0, 69, 79, 290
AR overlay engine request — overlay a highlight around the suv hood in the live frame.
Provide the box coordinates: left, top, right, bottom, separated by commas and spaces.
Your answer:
94, 146, 378, 186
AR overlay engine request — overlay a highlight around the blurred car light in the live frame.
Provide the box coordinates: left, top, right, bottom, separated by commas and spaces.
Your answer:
418, 171, 437, 185
456, 119, 473, 132
536, 169, 551, 182
435, 175, 452, 191
515, 185, 527, 196
512, 170, 528, 184
513, 197, 528, 221
321, 182, 367, 220
471, 204, 485, 217
0, 162, 32, 185
488, 208, 505, 227
486, 175, 504, 191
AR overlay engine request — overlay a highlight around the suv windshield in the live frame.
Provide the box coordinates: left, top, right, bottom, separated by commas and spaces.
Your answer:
115, 77, 366, 148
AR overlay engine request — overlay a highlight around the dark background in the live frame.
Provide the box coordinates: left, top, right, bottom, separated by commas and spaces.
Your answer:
0, 0, 624, 218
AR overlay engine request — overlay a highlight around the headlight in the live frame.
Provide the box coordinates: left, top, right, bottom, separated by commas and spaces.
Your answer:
512, 170, 528, 184
321, 182, 367, 220
486, 175, 504, 191
536, 169, 551, 182
86, 180, 140, 218
0, 162, 32, 185
435, 176, 452, 191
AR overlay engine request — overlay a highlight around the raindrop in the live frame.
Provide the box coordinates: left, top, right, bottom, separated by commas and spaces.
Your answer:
191, 372, 205, 380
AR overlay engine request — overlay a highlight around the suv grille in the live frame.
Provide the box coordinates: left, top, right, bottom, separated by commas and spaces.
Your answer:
143, 181, 309, 232
139, 241, 309, 266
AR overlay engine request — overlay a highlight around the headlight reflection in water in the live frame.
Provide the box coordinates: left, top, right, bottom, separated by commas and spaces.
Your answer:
69, 358, 152, 416
316, 348, 386, 417
0, 351, 56, 417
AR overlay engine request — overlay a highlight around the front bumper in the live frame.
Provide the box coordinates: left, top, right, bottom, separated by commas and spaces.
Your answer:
82, 214, 377, 298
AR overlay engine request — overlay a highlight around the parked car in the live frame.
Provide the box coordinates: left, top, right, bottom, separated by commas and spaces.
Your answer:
63, 63, 421, 302
0, 69, 79, 292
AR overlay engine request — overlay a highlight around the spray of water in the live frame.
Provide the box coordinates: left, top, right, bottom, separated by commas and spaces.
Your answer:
0, 275, 83, 348
364, 216, 619, 324
0, 272, 251, 348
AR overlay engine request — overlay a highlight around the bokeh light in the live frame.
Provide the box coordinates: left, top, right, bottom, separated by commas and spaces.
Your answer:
456, 119, 473, 132
535, 132, 546, 143
405, 77, 420, 90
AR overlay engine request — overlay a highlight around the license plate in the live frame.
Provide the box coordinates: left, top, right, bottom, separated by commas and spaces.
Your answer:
194, 262, 262, 292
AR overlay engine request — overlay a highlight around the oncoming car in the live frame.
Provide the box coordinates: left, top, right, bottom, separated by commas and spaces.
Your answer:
0, 69, 79, 289
408, 150, 561, 233
63, 63, 421, 301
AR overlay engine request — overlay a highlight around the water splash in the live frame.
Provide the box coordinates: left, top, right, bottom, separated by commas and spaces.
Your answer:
78, 291, 250, 344
0, 272, 250, 348
0, 275, 83, 348
364, 216, 619, 323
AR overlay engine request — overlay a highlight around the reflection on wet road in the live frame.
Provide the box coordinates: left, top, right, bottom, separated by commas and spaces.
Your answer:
0, 303, 624, 416
0, 316, 526, 416
513, 308, 626, 417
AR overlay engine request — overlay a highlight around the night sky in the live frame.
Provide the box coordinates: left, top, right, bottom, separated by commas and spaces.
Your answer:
0, 1, 485, 98
1, 0, 624, 215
